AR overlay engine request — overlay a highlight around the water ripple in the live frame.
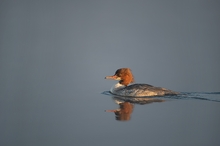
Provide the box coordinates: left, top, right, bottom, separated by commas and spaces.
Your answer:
102, 91, 220, 103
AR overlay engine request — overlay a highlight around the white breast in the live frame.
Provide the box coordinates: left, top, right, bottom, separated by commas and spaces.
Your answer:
110, 83, 125, 94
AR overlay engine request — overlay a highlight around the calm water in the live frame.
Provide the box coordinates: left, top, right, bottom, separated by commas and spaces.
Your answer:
1, 1, 220, 146
1, 88, 220, 146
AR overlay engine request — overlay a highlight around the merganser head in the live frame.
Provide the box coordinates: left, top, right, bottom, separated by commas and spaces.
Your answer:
105, 68, 134, 86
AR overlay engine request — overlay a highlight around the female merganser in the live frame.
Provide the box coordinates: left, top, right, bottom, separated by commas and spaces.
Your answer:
105, 68, 178, 97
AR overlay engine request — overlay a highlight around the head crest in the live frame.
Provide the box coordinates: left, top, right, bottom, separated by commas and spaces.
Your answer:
115, 68, 134, 86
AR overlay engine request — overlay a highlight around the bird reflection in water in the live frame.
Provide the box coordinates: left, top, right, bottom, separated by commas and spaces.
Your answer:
105, 96, 164, 121
106, 102, 134, 121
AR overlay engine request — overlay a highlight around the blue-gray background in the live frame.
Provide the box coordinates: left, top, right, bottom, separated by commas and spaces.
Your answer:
1, 0, 220, 93
0, 1, 220, 146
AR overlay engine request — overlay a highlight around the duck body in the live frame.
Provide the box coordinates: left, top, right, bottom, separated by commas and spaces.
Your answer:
105, 68, 178, 97
110, 83, 178, 97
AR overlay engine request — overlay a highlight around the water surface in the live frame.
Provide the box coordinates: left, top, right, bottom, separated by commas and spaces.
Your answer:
1, 89, 220, 146
1, 1, 220, 146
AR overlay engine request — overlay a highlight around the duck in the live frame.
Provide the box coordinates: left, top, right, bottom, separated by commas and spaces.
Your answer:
105, 68, 178, 97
